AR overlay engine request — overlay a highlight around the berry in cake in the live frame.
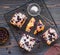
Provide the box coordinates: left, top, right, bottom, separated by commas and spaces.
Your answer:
42, 28, 58, 45
10, 12, 27, 28
19, 34, 36, 52
26, 17, 35, 32
34, 20, 44, 34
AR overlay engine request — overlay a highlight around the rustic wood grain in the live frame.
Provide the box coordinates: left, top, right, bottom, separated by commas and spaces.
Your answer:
0, 0, 60, 55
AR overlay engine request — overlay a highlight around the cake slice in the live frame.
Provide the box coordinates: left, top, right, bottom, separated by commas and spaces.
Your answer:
34, 20, 44, 34
10, 12, 27, 28
42, 28, 58, 45
19, 34, 36, 52
26, 17, 36, 32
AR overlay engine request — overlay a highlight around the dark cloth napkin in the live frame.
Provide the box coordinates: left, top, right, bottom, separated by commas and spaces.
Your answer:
44, 44, 60, 55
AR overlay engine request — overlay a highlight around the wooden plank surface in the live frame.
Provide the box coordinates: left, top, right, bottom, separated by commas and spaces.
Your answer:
0, 0, 60, 55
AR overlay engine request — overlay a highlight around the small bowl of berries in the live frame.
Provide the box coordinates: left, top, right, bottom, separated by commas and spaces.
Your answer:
0, 27, 9, 45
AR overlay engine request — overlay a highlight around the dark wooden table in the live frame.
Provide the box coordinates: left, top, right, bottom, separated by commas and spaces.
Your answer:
0, 0, 60, 55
